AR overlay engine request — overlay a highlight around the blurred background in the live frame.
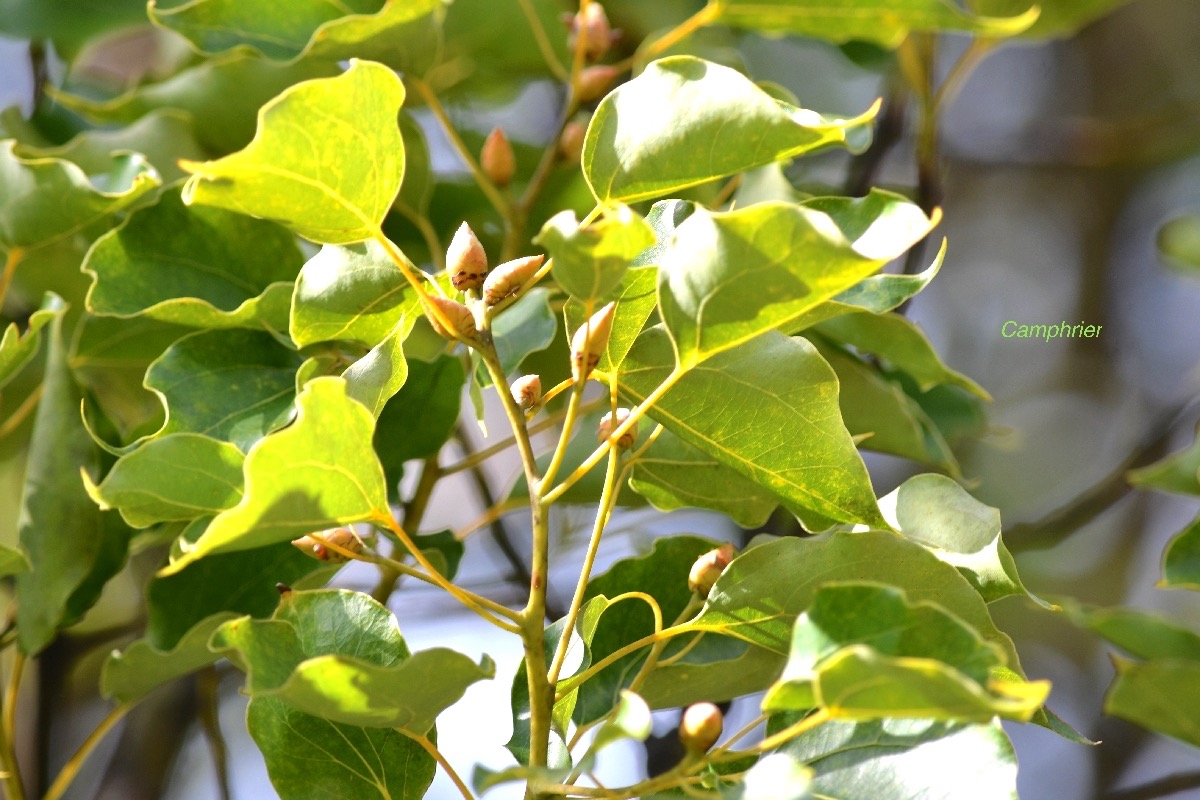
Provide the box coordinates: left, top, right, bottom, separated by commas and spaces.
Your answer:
2, 0, 1200, 797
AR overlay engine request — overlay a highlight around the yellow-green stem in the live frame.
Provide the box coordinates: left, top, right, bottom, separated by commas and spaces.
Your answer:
538, 385, 584, 496
43, 704, 131, 800
514, 0, 569, 81
0, 653, 25, 800
401, 731, 476, 800
0, 248, 22, 311
556, 623, 701, 699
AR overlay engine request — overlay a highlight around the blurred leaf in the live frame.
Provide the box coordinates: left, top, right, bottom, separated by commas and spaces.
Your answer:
1105, 658, 1200, 747
620, 328, 883, 528
84, 434, 244, 528
1157, 213, 1200, 274
775, 717, 1018, 800
0, 293, 63, 392
1162, 514, 1200, 590
440, 0, 568, 90
344, 320, 412, 417
713, 0, 1038, 47
291, 240, 421, 349
0, 0, 147, 50
584, 56, 876, 203
213, 589, 493, 730
417, 530, 463, 581
249, 695, 435, 799
103, 613, 236, 703
538, 205, 654, 302
397, 112, 434, 214
182, 61, 405, 244
0, 546, 30, 577
145, 329, 301, 451
1061, 601, 1200, 661
84, 186, 302, 330
1128, 434, 1200, 496
163, 377, 387, 573
374, 355, 464, 501
51, 54, 341, 154
968, 0, 1134, 39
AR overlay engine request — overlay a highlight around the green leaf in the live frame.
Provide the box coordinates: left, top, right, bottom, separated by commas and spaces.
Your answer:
538, 205, 654, 302
0, 292, 63, 392
291, 240, 420, 349
1162, 514, 1200, 590
163, 377, 387, 573
50, 54, 341, 155
507, 613, 572, 767
301, 0, 446, 75
725, 754, 813, 800
486, 288, 558, 383
1128, 435, 1200, 496
1105, 658, 1200, 747
583, 56, 877, 204
815, 311, 988, 398
776, 718, 1018, 800
397, 112, 434, 214
84, 434, 244, 528
374, 356, 465, 500
629, 429, 779, 527
968, 0, 1134, 39
1061, 600, 1200, 661
344, 320, 412, 417
1156, 213, 1200, 274
0, 141, 160, 253
620, 328, 883, 528
417, 530, 464, 581
658, 192, 936, 365
0, 546, 29, 577
249, 695, 435, 800
879, 474, 1045, 606
564, 265, 659, 374
0, 0, 147, 50
84, 186, 303, 330
102, 613, 237, 704
145, 329, 301, 451
182, 60, 405, 245
712, 0, 1038, 47
213, 589, 494, 731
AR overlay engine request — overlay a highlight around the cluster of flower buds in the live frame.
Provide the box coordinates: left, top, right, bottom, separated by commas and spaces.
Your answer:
511, 374, 542, 411
570, 302, 615, 382
564, 3, 619, 61
481, 127, 516, 188
447, 222, 488, 291
597, 408, 636, 450
688, 543, 735, 598
679, 702, 723, 754
292, 527, 364, 563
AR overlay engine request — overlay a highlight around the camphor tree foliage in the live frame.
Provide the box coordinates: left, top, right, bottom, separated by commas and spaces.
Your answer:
2, 0, 1200, 798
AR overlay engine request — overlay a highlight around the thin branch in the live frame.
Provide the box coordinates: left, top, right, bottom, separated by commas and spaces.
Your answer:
42, 705, 131, 800
196, 667, 231, 800
0, 654, 25, 800
1103, 771, 1200, 800
400, 730, 477, 800
0, 248, 23, 312
514, 0, 569, 81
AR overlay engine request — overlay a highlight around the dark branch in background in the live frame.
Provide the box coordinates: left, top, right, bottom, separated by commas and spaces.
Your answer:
196, 667, 231, 800
1102, 770, 1200, 800
455, 424, 566, 620
1006, 398, 1199, 552
844, 77, 910, 199
28, 41, 46, 111
371, 456, 441, 603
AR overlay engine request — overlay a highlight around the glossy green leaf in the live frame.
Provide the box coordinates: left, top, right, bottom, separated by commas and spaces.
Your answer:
163, 377, 387, 573
1128, 435, 1200, 496
815, 311, 988, 398
564, 265, 659, 374
182, 60, 405, 245
635, 199, 695, 267
249, 695, 435, 800
84, 434, 244, 528
969, 0, 1134, 39
629, 429, 779, 527
776, 718, 1018, 800
879, 474, 1044, 606
0, 292, 63, 391
213, 589, 494, 731
291, 240, 420, 349
374, 355, 465, 500
658, 192, 936, 365
50, 54, 341, 155
1105, 658, 1200, 747
102, 613, 236, 703
84, 186, 302, 330
145, 329, 301, 451
583, 56, 877, 203
0, 141, 160, 252
620, 328, 883, 527
1061, 601, 1200, 661
344, 320, 411, 417
1162, 514, 1200, 590
712, 0, 1038, 47
538, 205, 654, 302
491, 288, 557, 377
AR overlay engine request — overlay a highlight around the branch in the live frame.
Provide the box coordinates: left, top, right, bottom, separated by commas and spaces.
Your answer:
1103, 771, 1200, 800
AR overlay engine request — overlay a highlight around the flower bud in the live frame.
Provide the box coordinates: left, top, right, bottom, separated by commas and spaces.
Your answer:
577, 65, 620, 103
481, 127, 516, 188
447, 222, 488, 291
427, 295, 477, 341
570, 302, 615, 382
292, 527, 363, 563
559, 121, 586, 163
597, 408, 636, 450
482, 254, 545, 305
688, 544, 735, 597
511, 374, 542, 411
679, 702, 723, 754
569, 3, 615, 61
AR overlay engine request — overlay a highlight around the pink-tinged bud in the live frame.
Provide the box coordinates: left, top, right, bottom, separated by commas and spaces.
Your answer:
447, 222, 488, 291
688, 544, 735, 597
570, 302, 615, 382
559, 121, 586, 163
482, 254, 545, 305
569, 3, 615, 61
481, 127, 516, 188
511, 374, 542, 411
427, 295, 477, 341
292, 528, 364, 563
597, 408, 636, 450
679, 703, 723, 753
577, 65, 620, 103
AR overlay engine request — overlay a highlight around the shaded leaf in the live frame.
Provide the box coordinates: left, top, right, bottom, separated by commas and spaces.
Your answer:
1105, 658, 1200, 747
1128, 434, 1200, 496
0, 546, 29, 577
0, 0, 147, 50
969, 0, 1134, 39
538, 205, 654, 302
344, 319, 412, 417
103, 613, 237, 703
0, 292, 63, 391
1061, 600, 1200, 661
1162, 514, 1200, 590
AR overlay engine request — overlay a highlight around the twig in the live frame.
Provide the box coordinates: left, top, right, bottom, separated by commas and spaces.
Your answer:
196, 667, 231, 800
1103, 771, 1200, 800
42, 705, 131, 800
